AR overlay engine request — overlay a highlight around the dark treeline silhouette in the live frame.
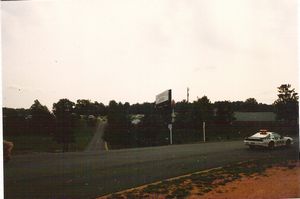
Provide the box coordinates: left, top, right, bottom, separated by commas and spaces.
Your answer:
102, 96, 277, 149
3, 99, 106, 152
2, 97, 274, 132
3, 84, 299, 150
274, 84, 299, 121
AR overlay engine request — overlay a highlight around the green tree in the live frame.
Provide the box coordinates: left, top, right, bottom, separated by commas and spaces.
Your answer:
52, 99, 76, 152
102, 101, 132, 147
174, 97, 213, 129
29, 100, 54, 135
174, 101, 193, 128
213, 101, 235, 124
274, 84, 299, 121
93, 101, 107, 116
243, 98, 258, 112
3, 108, 29, 136
192, 96, 213, 128
136, 112, 167, 146
129, 102, 155, 114
74, 99, 94, 116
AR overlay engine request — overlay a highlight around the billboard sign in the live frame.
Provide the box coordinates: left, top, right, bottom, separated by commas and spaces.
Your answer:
155, 89, 171, 108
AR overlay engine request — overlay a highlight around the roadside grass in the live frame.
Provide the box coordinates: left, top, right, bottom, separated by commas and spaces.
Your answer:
104, 157, 298, 199
3, 135, 61, 154
4, 119, 97, 154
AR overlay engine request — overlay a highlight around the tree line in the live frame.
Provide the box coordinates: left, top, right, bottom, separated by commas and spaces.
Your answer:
3, 84, 299, 150
3, 99, 107, 151
103, 84, 298, 148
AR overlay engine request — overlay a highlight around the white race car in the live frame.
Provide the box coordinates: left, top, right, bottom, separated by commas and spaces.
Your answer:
244, 130, 293, 149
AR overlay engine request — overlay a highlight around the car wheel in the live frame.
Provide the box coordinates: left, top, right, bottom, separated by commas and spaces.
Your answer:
268, 142, 275, 150
286, 140, 291, 147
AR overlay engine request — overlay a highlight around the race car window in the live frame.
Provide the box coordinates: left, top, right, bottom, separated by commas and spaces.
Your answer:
273, 133, 281, 139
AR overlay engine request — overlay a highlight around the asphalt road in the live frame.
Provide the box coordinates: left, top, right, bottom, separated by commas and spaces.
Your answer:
4, 140, 299, 199
85, 122, 107, 152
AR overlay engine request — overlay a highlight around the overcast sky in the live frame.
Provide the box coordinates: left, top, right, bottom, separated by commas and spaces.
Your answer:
1, 0, 298, 109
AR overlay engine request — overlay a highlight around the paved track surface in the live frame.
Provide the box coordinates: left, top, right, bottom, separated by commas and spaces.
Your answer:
4, 140, 299, 199
85, 122, 107, 152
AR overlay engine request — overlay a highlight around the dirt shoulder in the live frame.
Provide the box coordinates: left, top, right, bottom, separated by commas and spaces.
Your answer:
198, 164, 300, 199
97, 159, 300, 199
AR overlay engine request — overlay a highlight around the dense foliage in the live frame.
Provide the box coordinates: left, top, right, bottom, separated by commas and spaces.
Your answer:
3, 84, 298, 150
102, 100, 132, 147
274, 84, 299, 122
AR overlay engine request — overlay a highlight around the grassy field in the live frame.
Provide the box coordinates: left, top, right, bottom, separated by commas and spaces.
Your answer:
3, 135, 61, 154
4, 119, 97, 154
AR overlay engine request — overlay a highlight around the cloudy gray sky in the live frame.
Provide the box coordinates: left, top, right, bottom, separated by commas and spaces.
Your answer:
1, 0, 298, 109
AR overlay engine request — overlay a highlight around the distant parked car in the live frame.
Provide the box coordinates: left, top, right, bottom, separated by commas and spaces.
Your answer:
244, 129, 293, 149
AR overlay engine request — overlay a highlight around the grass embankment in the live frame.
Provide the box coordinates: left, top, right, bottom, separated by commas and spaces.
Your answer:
4, 119, 97, 154
163, 124, 298, 145
101, 157, 299, 199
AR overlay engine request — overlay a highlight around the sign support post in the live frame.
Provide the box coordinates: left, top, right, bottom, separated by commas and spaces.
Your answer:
156, 89, 174, 145
168, 124, 173, 145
